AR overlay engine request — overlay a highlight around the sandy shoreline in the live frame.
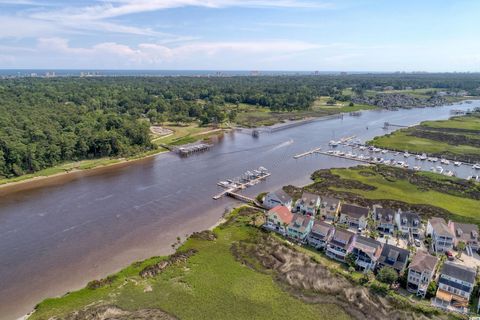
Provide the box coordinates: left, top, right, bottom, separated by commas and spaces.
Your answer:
0, 149, 169, 197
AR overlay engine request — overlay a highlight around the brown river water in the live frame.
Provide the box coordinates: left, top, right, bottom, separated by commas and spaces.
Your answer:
0, 102, 478, 319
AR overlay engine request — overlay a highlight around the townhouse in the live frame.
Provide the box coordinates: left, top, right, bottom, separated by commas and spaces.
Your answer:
433, 262, 476, 313
407, 250, 438, 297
306, 220, 334, 250
448, 221, 479, 255
377, 243, 410, 273
350, 236, 383, 272
338, 203, 369, 230
326, 228, 356, 262
264, 189, 293, 210
426, 217, 455, 253
395, 210, 422, 238
319, 196, 341, 222
287, 214, 314, 241
264, 205, 293, 235
294, 192, 321, 216
372, 206, 396, 235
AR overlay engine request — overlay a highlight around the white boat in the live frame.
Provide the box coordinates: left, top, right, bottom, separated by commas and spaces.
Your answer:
444, 170, 454, 177
338, 152, 345, 156
329, 140, 339, 147
383, 160, 391, 165
381, 149, 388, 154
327, 150, 334, 154
436, 166, 444, 174
473, 164, 480, 170
440, 159, 450, 165
413, 166, 421, 171
454, 161, 461, 166
419, 153, 427, 161
404, 152, 410, 158
359, 146, 366, 151
431, 157, 438, 162
403, 163, 409, 168
467, 176, 472, 181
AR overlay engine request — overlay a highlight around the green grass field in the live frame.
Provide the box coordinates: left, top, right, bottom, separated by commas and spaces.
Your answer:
233, 99, 376, 127
370, 114, 480, 162
30, 208, 349, 320
329, 167, 480, 223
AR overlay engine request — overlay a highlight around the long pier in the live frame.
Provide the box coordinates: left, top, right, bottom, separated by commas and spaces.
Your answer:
293, 147, 322, 159
212, 171, 271, 200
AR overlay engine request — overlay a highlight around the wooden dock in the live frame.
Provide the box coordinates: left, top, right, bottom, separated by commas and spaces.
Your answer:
212, 171, 271, 200
293, 147, 322, 159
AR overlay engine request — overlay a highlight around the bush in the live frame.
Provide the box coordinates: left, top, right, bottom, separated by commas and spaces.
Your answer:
370, 282, 389, 295
376, 267, 398, 285
426, 281, 437, 299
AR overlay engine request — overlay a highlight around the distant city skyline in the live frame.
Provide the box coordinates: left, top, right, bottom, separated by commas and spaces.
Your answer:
1, 0, 479, 71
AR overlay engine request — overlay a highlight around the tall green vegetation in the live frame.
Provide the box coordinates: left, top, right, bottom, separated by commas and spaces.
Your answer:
1, 73, 479, 178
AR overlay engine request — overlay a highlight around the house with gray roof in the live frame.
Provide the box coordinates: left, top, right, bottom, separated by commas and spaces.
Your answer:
407, 250, 438, 297
264, 189, 293, 210
373, 206, 397, 235
338, 203, 369, 230
326, 228, 356, 262
319, 196, 341, 222
448, 221, 479, 255
306, 220, 334, 249
350, 236, 383, 271
376, 244, 410, 273
427, 218, 455, 253
395, 210, 422, 238
433, 262, 476, 314
294, 192, 321, 217
287, 214, 314, 242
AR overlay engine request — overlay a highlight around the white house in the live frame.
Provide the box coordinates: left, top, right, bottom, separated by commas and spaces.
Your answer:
426, 217, 455, 253
407, 250, 438, 298
294, 192, 321, 216
264, 205, 294, 235
264, 189, 293, 210
433, 262, 476, 314
338, 203, 369, 230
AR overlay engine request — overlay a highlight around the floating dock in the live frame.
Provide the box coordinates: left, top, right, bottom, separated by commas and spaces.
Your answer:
173, 142, 213, 156
213, 167, 270, 201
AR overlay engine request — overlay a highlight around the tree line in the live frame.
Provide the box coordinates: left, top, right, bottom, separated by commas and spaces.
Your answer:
1, 73, 479, 178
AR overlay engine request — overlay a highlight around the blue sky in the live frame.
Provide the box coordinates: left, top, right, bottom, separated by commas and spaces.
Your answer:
0, 0, 479, 71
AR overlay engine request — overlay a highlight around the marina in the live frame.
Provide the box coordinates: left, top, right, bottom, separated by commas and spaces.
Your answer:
1, 101, 478, 320
213, 167, 271, 200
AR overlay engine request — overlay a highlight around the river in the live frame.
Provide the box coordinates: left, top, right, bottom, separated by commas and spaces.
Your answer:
0, 101, 478, 319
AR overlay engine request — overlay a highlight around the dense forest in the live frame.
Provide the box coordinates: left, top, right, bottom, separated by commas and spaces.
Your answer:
1, 73, 480, 178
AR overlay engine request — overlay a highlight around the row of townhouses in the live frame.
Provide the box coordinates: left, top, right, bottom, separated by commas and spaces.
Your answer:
263, 189, 479, 314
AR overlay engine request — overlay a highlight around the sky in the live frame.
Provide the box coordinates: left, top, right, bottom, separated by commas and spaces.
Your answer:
0, 0, 479, 71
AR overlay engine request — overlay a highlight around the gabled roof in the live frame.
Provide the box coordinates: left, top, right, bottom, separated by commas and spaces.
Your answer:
397, 211, 421, 227
449, 222, 479, 243
310, 220, 332, 238
409, 250, 438, 273
374, 207, 396, 224
378, 244, 409, 271
321, 196, 340, 206
267, 205, 293, 224
353, 236, 382, 257
268, 189, 292, 203
340, 203, 369, 219
440, 261, 476, 284
289, 214, 313, 233
429, 217, 454, 237
297, 192, 320, 206
329, 228, 355, 249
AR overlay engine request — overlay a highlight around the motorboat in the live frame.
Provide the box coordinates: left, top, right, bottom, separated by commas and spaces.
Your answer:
473, 164, 480, 170
413, 166, 421, 171
404, 151, 410, 158
454, 161, 461, 166
329, 140, 339, 147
